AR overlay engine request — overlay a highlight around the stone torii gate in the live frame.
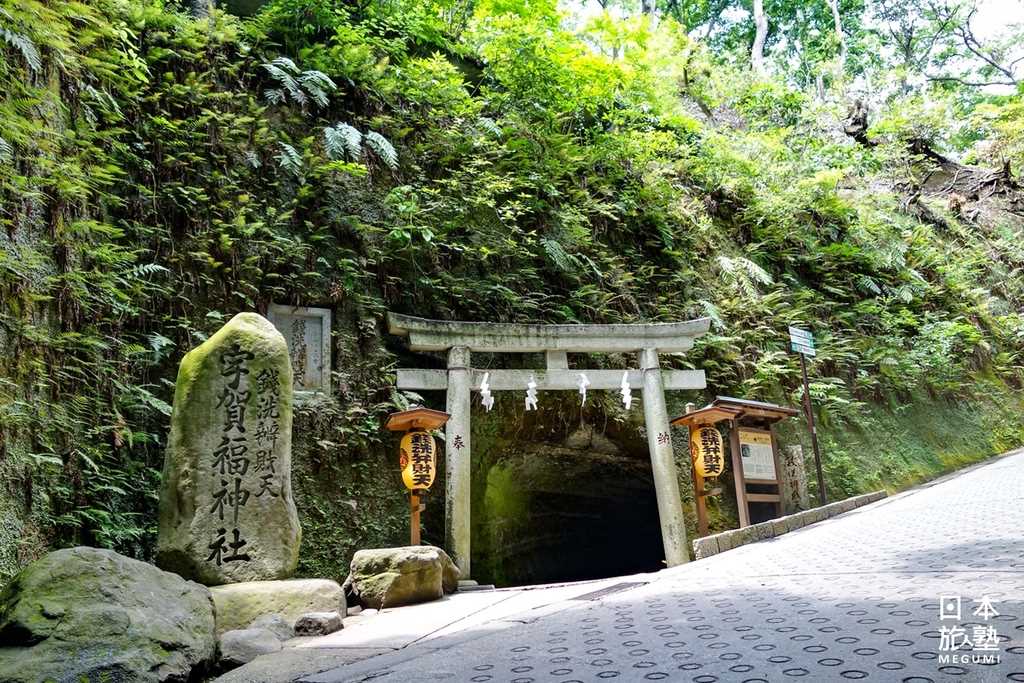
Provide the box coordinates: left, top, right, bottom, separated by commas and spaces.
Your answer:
388, 312, 711, 578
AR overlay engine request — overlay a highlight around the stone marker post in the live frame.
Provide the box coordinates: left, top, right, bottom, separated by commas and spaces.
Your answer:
781, 444, 810, 512
157, 312, 301, 585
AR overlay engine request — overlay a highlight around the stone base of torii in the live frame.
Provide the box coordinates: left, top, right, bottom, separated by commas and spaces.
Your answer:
388, 313, 711, 578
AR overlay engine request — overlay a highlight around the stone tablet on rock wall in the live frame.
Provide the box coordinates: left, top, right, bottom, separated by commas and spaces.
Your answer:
157, 312, 301, 585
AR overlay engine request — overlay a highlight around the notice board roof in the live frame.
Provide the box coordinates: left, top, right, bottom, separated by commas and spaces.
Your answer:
671, 396, 799, 428
385, 407, 451, 432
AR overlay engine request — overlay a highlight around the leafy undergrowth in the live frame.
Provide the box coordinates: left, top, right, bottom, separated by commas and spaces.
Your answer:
788, 380, 1024, 502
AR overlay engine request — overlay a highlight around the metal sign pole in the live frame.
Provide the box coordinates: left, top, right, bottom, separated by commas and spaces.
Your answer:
799, 353, 827, 505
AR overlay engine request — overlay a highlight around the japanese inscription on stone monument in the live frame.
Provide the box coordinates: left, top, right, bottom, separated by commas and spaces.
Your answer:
157, 312, 301, 585
207, 343, 255, 566
267, 303, 332, 396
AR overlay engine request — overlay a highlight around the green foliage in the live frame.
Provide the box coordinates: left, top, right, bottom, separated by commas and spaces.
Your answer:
777, 381, 1024, 501
324, 123, 362, 161
364, 131, 398, 170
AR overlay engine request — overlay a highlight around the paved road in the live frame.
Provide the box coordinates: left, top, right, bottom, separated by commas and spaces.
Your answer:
299, 451, 1024, 683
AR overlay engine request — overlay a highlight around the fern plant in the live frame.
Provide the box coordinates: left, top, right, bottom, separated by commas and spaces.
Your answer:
542, 238, 577, 273
475, 117, 502, 137
276, 142, 303, 177
364, 131, 398, 170
323, 124, 398, 170
715, 255, 774, 298
262, 56, 337, 109
324, 123, 362, 161
0, 20, 40, 73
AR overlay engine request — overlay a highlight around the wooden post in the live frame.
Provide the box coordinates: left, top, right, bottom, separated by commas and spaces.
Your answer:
728, 419, 750, 528
410, 491, 421, 546
800, 353, 827, 505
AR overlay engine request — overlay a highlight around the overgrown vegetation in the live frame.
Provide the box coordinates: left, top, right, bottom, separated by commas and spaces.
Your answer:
1, 0, 1022, 583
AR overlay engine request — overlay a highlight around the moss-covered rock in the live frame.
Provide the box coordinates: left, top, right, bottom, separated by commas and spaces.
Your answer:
345, 546, 459, 609
0, 547, 215, 682
208, 579, 345, 635
157, 312, 301, 586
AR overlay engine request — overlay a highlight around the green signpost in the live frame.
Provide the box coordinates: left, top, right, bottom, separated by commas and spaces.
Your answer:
788, 326, 816, 357
789, 326, 826, 505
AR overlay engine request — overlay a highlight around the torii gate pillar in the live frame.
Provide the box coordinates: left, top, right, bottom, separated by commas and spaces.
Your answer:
445, 346, 472, 578
640, 348, 690, 566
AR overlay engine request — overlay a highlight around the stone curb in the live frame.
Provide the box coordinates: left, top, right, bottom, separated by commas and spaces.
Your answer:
692, 490, 887, 560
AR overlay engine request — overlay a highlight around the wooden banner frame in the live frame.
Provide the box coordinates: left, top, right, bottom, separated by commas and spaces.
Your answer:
673, 397, 798, 532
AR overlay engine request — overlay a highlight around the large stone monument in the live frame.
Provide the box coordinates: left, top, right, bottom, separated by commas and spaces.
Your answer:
157, 312, 301, 585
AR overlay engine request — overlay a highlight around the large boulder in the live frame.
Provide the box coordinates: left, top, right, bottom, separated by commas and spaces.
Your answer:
157, 312, 301, 586
345, 546, 460, 609
209, 579, 345, 635
0, 547, 215, 682
438, 550, 460, 594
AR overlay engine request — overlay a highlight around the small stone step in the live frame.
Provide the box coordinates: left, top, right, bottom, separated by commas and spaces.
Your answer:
457, 579, 478, 588
458, 583, 496, 592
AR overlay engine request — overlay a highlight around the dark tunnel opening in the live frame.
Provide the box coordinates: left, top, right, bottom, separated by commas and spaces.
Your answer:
473, 444, 666, 587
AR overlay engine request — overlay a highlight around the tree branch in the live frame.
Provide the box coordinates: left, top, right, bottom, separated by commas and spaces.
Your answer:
954, 7, 1019, 83
915, 14, 956, 70
926, 73, 1017, 87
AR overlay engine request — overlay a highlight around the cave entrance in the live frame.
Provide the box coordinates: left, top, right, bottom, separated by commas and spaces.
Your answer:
388, 312, 712, 580
474, 442, 665, 587
528, 485, 663, 584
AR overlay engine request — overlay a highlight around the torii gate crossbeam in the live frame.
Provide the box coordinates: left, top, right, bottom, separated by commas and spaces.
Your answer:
388, 313, 711, 578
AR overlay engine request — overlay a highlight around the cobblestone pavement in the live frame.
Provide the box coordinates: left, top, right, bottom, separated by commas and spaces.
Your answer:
305, 451, 1024, 683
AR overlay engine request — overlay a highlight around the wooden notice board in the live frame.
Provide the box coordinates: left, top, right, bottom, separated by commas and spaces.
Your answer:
673, 396, 798, 531
738, 428, 776, 481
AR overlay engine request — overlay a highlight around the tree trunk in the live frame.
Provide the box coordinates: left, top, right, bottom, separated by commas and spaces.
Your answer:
641, 0, 657, 29
826, 0, 846, 71
843, 99, 873, 146
751, 0, 768, 72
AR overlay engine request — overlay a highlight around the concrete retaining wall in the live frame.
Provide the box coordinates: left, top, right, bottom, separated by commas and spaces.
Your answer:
692, 490, 888, 560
